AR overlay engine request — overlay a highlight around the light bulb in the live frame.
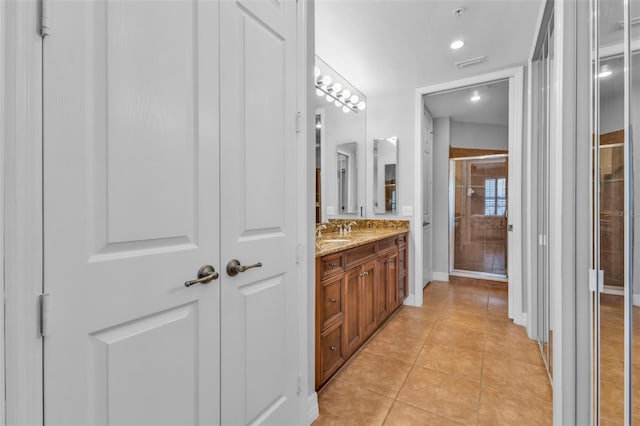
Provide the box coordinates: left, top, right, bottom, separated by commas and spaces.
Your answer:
342, 106, 351, 113
350, 95, 359, 104
332, 83, 342, 93
598, 66, 612, 78
321, 75, 332, 86
341, 89, 351, 100
357, 101, 366, 110
335, 100, 341, 107
326, 95, 333, 103
316, 88, 324, 97
314, 66, 321, 78
470, 91, 481, 102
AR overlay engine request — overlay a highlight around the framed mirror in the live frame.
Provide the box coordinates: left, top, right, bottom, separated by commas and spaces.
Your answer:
313, 57, 366, 221
373, 137, 398, 214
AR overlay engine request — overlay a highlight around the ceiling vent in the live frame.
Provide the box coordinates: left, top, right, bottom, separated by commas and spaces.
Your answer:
455, 56, 486, 69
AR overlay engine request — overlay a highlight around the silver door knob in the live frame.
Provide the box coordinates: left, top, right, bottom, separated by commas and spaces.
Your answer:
226, 259, 262, 277
185, 265, 219, 287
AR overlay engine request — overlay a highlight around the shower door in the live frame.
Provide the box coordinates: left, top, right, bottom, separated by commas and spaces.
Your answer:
449, 155, 508, 278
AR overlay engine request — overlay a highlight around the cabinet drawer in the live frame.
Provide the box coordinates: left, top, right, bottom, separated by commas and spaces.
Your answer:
377, 237, 397, 253
320, 276, 343, 329
320, 323, 345, 379
344, 242, 376, 269
321, 253, 344, 279
397, 233, 407, 247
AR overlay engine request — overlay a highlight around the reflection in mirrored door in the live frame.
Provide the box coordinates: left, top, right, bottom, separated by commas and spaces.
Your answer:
531, 3, 554, 378
591, 0, 635, 423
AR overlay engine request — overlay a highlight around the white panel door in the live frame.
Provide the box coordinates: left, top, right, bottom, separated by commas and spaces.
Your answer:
422, 110, 434, 285
43, 1, 221, 424
219, 0, 300, 425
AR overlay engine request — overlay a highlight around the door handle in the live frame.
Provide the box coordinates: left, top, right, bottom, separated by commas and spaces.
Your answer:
423, 221, 430, 227
184, 265, 219, 287
226, 259, 262, 277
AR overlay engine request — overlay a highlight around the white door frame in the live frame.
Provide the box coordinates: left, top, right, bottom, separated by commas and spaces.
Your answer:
2, 0, 44, 424
413, 67, 525, 326
2, 1, 312, 424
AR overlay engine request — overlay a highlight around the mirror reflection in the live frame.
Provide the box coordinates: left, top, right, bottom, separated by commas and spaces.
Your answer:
314, 56, 366, 221
336, 142, 358, 214
373, 137, 398, 214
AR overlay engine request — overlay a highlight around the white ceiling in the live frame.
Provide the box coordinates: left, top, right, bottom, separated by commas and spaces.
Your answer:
423, 79, 509, 126
315, 0, 543, 97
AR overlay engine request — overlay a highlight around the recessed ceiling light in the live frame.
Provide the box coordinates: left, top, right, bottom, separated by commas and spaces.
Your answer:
470, 91, 481, 102
450, 40, 464, 50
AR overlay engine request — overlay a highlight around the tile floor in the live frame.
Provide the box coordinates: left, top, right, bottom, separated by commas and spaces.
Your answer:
313, 277, 552, 426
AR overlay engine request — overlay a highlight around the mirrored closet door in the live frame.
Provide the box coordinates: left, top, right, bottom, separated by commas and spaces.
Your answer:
591, 0, 637, 423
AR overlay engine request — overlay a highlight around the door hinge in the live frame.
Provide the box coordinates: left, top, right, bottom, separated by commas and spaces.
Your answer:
40, 0, 51, 37
296, 374, 302, 396
39, 293, 52, 337
295, 112, 302, 133
589, 269, 604, 293
296, 244, 304, 264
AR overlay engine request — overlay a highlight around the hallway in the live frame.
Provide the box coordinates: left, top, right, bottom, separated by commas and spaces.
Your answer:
313, 277, 552, 425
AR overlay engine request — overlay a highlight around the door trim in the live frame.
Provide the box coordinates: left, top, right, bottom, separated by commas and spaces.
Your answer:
2, 1, 44, 424
413, 66, 525, 326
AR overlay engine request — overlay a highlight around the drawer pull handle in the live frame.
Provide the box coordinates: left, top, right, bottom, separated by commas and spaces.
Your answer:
330, 346, 337, 351
328, 263, 339, 268
330, 298, 337, 303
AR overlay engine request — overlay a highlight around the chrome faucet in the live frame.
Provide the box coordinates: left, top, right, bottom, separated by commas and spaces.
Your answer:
315, 224, 327, 238
345, 221, 357, 234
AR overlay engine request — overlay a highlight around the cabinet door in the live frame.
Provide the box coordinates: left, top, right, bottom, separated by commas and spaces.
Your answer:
344, 267, 363, 355
361, 260, 378, 338
375, 255, 390, 323
385, 252, 399, 314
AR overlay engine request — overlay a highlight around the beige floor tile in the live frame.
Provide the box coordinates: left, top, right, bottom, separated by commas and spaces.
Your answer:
397, 365, 480, 425
484, 333, 544, 367
484, 317, 529, 340
437, 310, 488, 333
479, 385, 552, 426
383, 401, 465, 426
427, 323, 486, 352
415, 342, 484, 383
315, 378, 394, 426
395, 305, 441, 323
336, 351, 413, 398
363, 325, 427, 364
482, 353, 552, 402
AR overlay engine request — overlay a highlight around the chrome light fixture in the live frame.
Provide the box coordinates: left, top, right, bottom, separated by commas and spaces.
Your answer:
314, 66, 366, 114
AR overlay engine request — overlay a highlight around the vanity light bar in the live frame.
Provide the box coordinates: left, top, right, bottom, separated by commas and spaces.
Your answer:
314, 77, 366, 114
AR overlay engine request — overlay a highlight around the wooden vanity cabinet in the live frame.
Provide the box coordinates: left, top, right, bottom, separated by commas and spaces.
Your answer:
315, 232, 408, 390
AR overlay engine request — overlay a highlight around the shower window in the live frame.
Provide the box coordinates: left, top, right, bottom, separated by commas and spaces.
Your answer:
484, 177, 507, 216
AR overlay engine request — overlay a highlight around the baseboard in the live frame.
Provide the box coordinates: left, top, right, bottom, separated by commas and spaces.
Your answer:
634, 294, 640, 307
403, 294, 420, 307
516, 312, 528, 329
432, 271, 449, 282
306, 392, 319, 425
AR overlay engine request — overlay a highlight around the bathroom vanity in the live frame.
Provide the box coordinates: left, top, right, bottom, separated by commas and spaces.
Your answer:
315, 220, 409, 389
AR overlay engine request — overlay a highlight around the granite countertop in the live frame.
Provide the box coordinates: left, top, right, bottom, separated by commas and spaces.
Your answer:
315, 227, 408, 257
